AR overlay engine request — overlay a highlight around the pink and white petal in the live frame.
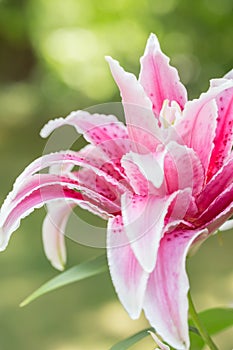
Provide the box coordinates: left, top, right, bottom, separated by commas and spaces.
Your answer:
195, 181, 233, 230
176, 79, 233, 178
78, 144, 128, 184
13, 150, 126, 191
106, 56, 162, 154
42, 201, 74, 270
1, 173, 120, 223
139, 33, 187, 116
121, 150, 166, 196
207, 85, 233, 180
0, 171, 122, 251
0, 177, 115, 252
207, 206, 233, 235
143, 228, 206, 350
164, 142, 204, 196
197, 156, 233, 212
0, 174, 77, 225
40, 111, 130, 161
107, 215, 149, 319
76, 168, 121, 203
165, 188, 195, 225
175, 100, 217, 173
121, 190, 189, 273
0, 184, 82, 251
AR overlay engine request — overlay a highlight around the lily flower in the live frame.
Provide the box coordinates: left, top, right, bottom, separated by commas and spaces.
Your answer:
0, 33, 232, 349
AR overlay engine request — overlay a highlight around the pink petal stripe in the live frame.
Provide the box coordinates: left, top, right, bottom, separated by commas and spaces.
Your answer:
121, 190, 188, 273
143, 228, 206, 350
106, 56, 162, 154
139, 33, 187, 116
107, 215, 149, 318
41, 111, 130, 162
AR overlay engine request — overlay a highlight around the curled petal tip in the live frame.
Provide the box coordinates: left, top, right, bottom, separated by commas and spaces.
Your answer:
105, 55, 118, 66
52, 261, 65, 271
104, 55, 112, 61
105, 56, 123, 76
40, 117, 65, 138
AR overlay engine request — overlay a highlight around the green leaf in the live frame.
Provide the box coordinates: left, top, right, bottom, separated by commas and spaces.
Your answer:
190, 307, 233, 349
110, 328, 154, 350
20, 254, 108, 307
199, 307, 233, 334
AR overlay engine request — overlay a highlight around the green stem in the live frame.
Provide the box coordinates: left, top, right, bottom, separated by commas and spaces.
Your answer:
188, 292, 219, 350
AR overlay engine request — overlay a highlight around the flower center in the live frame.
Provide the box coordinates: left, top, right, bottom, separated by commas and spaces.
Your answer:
159, 99, 182, 128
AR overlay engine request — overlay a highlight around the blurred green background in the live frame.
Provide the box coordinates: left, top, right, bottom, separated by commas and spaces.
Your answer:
0, 0, 232, 349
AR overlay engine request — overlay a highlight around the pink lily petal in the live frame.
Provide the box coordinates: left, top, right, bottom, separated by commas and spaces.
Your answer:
76, 168, 121, 204
197, 156, 233, 212
195, 181, 233, 230
106, 56, 162, 154
121, 149, 166, 196
139, 33, 187, 116
175, 100, 217, 172
2, 173, 120, 222
176, 79, 233, 177
143, 228, 207, 350
207, 86, 233, 180
0, 184, 82, 251
14, 150, 126, 191
40, 110, 130, 161
78, 144, 128, 183
164, 141, 204, 196
165, 189, 196, 225
42, 201, 73, 270
206, 206, 233, 236
121, 190, 190, 273
107, 215, 149, 319
0, 173, 121, 251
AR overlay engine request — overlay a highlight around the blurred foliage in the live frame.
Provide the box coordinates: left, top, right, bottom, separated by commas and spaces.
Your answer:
0, 0, 232, 349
